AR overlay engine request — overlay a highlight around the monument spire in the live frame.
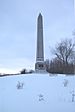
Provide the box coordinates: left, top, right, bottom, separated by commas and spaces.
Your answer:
35, 13, 46, 73
36, 13, 44, 62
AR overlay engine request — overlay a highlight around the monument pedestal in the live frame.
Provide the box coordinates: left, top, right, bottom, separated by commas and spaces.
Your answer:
35, 61, 46, 73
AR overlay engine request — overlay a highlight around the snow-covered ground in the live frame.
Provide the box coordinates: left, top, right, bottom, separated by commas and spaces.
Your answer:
0, 73, 75, 112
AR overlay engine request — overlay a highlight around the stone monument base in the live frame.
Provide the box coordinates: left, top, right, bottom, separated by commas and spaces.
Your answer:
35, 61, 47, 73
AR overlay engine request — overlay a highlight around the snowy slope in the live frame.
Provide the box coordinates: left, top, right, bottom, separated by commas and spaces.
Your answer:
0, 73, 75, 112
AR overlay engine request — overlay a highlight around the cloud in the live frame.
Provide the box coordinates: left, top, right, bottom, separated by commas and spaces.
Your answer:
0, 0, 74, 72
0, 57, 35, 74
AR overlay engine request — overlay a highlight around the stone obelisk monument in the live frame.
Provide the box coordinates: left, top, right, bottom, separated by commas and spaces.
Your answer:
35, 13, 46, 73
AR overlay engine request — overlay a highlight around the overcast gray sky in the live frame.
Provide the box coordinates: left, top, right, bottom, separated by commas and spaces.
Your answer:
0, 0, 75, 73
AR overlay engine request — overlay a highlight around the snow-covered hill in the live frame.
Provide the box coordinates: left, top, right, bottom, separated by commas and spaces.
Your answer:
0, 73, 75, 112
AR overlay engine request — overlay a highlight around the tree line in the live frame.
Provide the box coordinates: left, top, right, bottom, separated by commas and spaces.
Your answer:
46, 38, 75, 74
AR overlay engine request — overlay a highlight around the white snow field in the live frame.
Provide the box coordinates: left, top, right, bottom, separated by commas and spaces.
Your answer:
0, 73, 75, 112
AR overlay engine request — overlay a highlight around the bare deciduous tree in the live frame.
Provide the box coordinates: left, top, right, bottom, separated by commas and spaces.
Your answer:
53, 38, 75, 65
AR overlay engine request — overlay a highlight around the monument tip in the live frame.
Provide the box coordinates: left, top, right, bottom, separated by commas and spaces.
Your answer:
38, 13, 42, 17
